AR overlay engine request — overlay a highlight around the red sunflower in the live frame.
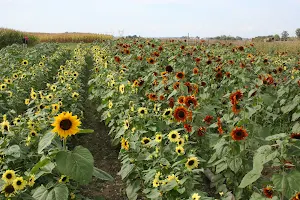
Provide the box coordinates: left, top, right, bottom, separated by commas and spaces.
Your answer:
230, 127, 248, 141
173, 106, 192, 122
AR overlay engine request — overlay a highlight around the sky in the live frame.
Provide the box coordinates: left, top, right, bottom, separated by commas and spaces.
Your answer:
1, 0, 299, 38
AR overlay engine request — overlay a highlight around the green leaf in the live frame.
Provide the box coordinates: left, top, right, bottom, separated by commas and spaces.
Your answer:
238, 170, 261, 188
56, 146, 94, 185
118, 163, 134, 180
228, 157, 242, 173
265, 133, 287, 141
126, 179, 141, 200
167, 89, 177, 100
292, 122, 300, 133
38, 131, 56, 154
272, 171, 300, 199
146, 189, 160, 199
292, 112, 300, 122
250, 192, 279, 200
79, 129, 94, 134
161, 179, 177, 192
32, 184, 69, 200
30, 157, 51, 174
93, 167, 114, 182
216, 162, 228, 174
5, 144, 20, 158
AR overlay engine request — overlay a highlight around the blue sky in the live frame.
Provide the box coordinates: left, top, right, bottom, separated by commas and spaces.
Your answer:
1, 0, 299, 38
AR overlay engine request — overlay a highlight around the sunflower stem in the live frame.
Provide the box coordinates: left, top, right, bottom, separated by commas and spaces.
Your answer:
63, 138, 67, 150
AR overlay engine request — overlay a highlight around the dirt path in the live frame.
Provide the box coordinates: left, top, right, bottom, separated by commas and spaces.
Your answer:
72, 56, 126, 200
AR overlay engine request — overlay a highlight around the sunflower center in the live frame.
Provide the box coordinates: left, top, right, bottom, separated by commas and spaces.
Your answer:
4, 125, 8, 131
188, 160, 195, 166
60, 119, 72, 130
62, 177, 67, 182
178, 73, 183, 78
140, 110, 145, 114
236, 131, 243, 137
4, 185, 14, 193
178, 111, 185, 118
16, 180, 22, 185
144, 139, 150, 144
31, 132, 36, 137
178, 149, 181, 153
188, 100, 193, 105
171, 134, 176, 139
179, 141, 182, 145
6, 174, 12, 179
165, 111, 170, 115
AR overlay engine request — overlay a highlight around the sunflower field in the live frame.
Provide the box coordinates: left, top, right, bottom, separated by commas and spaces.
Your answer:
0, 39, 300, 200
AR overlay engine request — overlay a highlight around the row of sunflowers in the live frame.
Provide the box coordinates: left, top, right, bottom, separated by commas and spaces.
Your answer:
0, 43, 112, 199
89, 39, 300, 200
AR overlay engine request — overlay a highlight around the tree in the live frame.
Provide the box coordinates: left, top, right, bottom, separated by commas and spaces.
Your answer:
281, 31, 289, 41
274, 34, 280, 41
296, 28, 300, 38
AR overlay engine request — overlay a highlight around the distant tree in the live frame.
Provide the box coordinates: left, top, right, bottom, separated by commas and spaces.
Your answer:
296, 28, 300, 38
274, 34, 280, 41
236, 36, 243, 40
281, 31, 289, 41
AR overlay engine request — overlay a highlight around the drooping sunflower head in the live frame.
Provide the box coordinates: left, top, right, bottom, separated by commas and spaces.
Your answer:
27, 175, 35, 187
185, 157, 199, 170
1, 120, 10, 132
124, 120, 130, 130
263, 185, 273, 198
12, 177, 26, 191
168, 130, 180, 142
51, 112, 81, 139
230, 127, 248, 141
2, 170, 16, 183
58, 175, 69, 183
119, 84, 125, 94
2, 184, 15, 197
184, 96, 197, 108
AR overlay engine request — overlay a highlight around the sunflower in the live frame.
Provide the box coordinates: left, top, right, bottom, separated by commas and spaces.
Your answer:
290, 133, 300, 139
230, 90, 243, 105
2, 184, 15, 197
184, 124, 192, 133
30, 91, 37, 100
176, 72, 185, 80
176, 146, 185, 155
124, 120, 130, 130
186, 157, 199, 170
50, 85, 57, 91
141, 137, 151, 145
217, 117, 224, 135
138, 107, 148, 117
51, 112, 81, 139
25, 99, 30, 105
177, 138, 185, 146
230, 127, 248, 141
192, 193, 201, 200
178, 96, 185, 104
22, 60, 28, 66
70, 92, 79, 99
0, 84, 7, 91
147, 57, 155, 64
46, 94, 54, 101
2, 170, 16, 183
13, 73, 18, 79
152, 179, 160, 187
121, 137, 129, 151
119, 84, 125, 94
1, 120, 10, 132
39, 62, 44, 67
29, 130, 38, 137
168, 130, 180, 142
197, 126, 206, 136
173, 106, 192, 122
73, 72, 79, 77
4, 79, 12, 84
148, 93, 158, 101
12, 177, 26, 191
13, 117, 21, 125
173, 82, 180, 90
27, 175, 35, 187
263, 186, 273, 198
155, 133, 163, 143
52, 104, 60, 113
184, 96, 197, 108
162, 108, 173, 118
108, 100, 113, 109
193, 67, 199, 74
292, 192, 300, 200
59, 175, 69, 183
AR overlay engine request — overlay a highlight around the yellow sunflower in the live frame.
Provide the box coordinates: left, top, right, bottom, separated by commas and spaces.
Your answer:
46, 94, 53, 101
192, 193, 201, 200
141, 137, 151, 145
22, 60, 28, 66
138, 107, 148, 117
163, 108, 173, 118
51, 112, 81, 139
12, 177, 26, 191
13, 117, 21, 125
176, 146, 185, 155
2, 184, 16, 197
52, 104, 60, 113
25, 99, 30, 105
168, 130, 180, 142
51, 85, 57, 91
30, 89, 37, 100
39, 62, 44, 67
186, 157, 199, 170
108, 100, 113, 109
30, 130, 38, 137
121, 137, 129, 151
152, 179, 160, 188
27, 175, 35, 187
0, 84, 7, 91
155, 133, 163, 143
119, 84, 125, 94
2, 170, 16, 183
124, 120, 129, 130
72, 92, 79, 98
1, 120, 10, 132
177, 138, 185, 146
59, 175, 69, 183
